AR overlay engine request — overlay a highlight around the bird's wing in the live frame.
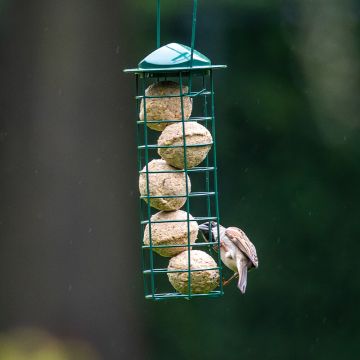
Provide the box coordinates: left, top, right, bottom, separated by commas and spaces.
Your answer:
225, 227, 258, 268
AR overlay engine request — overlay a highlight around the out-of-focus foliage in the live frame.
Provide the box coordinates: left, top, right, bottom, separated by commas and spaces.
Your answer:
128, 1, 360, 359
0, 328, 99, 360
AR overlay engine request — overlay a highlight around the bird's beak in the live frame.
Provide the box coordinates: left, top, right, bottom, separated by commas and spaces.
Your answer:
198, 223, 210, 232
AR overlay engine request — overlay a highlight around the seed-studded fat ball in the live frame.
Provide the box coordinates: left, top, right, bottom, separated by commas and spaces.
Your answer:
143, 210, 198, 257
139, 159, 191, 211
157, 122, 212, 169
139, 81, 192, 131
167, 250, 219, 294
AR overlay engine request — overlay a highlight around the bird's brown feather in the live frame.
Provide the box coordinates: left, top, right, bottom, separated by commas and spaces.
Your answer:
225, 227, 258, 268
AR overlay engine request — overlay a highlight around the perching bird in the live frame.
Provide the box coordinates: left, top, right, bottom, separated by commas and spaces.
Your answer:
198, 222, 258, 294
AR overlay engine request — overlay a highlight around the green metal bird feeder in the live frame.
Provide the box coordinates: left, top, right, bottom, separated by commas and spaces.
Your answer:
124, 0, 226, 300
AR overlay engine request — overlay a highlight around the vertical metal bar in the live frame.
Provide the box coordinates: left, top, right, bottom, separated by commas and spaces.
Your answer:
136, 75, 147, 296
210, 69, 223, 293
142, 75, 155, 299
136, 75, 141, 171
156, 0, 161, 48
179, 72, 192, 299
203, 74, 213, 247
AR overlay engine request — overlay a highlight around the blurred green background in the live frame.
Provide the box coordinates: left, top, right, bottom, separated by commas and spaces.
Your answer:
0, 0, 359, 359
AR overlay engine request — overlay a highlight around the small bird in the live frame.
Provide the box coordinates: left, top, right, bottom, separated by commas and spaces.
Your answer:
199, 221, 258, 294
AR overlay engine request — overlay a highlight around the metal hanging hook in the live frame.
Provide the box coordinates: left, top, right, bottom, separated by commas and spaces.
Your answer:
156, 0, 198, 67
156, 0, 161, 49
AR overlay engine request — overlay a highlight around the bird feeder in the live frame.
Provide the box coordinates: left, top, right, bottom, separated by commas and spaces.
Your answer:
124, 0, 226, 300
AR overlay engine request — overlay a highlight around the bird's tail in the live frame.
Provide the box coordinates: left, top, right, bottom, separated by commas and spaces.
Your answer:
237, 263, 248, 294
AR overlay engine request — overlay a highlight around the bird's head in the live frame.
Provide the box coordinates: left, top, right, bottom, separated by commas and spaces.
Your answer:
198, 221, 225, 242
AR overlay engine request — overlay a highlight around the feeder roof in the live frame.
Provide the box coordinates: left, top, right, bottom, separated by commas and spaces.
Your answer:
124, 43, 226, 74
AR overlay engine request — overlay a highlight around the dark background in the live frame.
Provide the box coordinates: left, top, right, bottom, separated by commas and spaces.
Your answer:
0, 0, 359, 359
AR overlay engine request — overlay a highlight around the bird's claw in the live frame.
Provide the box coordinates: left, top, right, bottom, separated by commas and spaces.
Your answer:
222, 279, 231, 287
222, 273, 239, 287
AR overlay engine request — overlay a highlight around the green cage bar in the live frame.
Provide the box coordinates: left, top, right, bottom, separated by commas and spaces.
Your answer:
124, 0, 226, 301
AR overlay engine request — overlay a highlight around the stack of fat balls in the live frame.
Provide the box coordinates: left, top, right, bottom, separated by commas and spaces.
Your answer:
139, 80, 219, 294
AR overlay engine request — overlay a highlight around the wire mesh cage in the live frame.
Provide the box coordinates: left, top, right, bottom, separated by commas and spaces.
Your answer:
124, 0, 226, 300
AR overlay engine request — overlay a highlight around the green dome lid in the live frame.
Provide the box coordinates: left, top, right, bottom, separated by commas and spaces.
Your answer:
138, 43, 211, 70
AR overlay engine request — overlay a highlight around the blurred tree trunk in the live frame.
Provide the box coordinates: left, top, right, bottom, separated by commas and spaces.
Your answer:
0, 1, 144, 359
